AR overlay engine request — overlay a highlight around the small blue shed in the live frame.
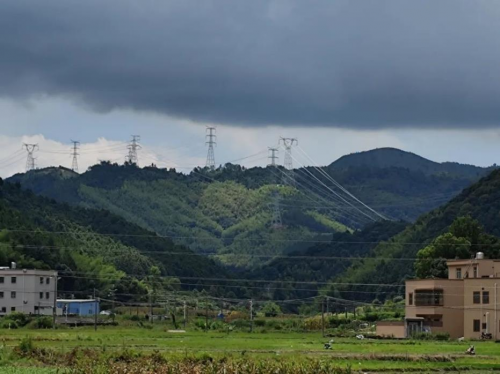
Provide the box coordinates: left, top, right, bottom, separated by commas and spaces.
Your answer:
56, 299, 100, 316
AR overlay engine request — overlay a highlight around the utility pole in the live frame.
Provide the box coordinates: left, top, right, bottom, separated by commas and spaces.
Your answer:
321, 297, 325, 337
278, 137, 297, 186
183, 300, 187, 329
23, 143, 38, 172
126, 135, 141, 165
149, 293, 153, 324
52, 274, 58, 329
205, 303, 209, 332
205, 126, 216, 169
70, 140, 80, 172
250, 299, 254, 333
94, 288, 98, 331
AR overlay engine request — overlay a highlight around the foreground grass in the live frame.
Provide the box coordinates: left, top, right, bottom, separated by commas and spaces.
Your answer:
0, 326, 499, 372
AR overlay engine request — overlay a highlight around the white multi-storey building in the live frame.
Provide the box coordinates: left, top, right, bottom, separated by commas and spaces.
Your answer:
0, 264, 57, 316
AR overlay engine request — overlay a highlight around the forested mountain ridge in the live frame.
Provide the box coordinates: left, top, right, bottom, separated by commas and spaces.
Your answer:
0, 178, 228, 299
9, 163, 349, 268
8, 148, 492, 269
325, 168, 500, 302
331, 147, 492, 178
326, 148, 494, 222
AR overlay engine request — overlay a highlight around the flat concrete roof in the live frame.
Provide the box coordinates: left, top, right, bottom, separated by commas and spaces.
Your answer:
0, 269, 57, 275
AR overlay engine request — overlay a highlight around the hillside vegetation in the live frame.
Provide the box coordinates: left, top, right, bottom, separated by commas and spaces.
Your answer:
0, 179, 228, 299
8, 148, 491, 270
325, 168, 500, 301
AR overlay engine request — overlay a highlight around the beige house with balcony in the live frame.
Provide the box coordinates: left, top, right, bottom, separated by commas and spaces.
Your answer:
377, 254, 500, 339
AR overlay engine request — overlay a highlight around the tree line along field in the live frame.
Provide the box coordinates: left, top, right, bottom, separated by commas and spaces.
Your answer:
0, 325, 500, 373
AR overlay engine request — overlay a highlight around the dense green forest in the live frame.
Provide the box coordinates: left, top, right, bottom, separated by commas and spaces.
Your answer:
8, 148, 490, 269
6, 148, 499, 305
0, 179, 229, 301
323, 169, 500, 302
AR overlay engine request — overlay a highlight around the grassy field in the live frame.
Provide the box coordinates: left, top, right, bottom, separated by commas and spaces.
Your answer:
0, 326, 499, 373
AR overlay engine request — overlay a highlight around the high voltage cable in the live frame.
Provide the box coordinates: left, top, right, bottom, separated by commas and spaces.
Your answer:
282, 147, 379, 222
268, 166, 370, 226
1, 243, 422, 261
296, 146, 389, 221
49, 272, 406, 288
5, 228, 494, 246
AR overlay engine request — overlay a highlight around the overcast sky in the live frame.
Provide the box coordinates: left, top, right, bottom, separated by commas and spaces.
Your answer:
2, 0, 500, 177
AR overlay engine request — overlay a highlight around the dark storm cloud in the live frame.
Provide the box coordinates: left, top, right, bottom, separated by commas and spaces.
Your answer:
1, 0, 500, 129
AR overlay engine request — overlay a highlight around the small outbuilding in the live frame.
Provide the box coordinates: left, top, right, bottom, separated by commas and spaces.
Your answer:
57, 299, 100, 317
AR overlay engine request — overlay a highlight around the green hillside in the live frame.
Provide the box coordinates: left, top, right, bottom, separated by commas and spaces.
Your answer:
8, 163, 349, 268
247, 220, 408, 300
324, 148, 493, 221
325, 168, 500, 302
331, 147, 491, 178
0, 178, 228, 299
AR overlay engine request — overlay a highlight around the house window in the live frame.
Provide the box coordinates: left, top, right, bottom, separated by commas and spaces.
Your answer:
11, 277, 16, 284
473, 319, 480, 332
39, 292, 43, 299
0, 277, 4, 283
0, 291, 3, 298
473, 291, 481, 304
0, 307, 5, 313
46, 292, 50, 299
483, 291, 490, 304
415, 289, 443, 306
46, 278, 50, 285
11, 307, 15, 312
409, 292, 413, 305
40, 277, 44, 284
456, 268, 462, 279
482, 322, 487, 330
11, 291, 16, 298
473, 267, 478, 278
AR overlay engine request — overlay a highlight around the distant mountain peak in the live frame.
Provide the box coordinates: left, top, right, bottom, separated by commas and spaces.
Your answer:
329, 147, 490, 178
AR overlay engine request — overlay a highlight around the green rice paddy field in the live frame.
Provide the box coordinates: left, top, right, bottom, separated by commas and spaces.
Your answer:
0, 327, 499, 373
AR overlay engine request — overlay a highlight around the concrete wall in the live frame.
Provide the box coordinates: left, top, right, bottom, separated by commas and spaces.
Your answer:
376, 321, 405, 338
463, 278, 500, 340
0, 270, 57, 316
406, 279, 464, 339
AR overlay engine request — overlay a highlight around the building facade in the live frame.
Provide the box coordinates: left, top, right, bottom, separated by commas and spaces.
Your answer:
378, 254, 500, 339
0, 266, 57, 316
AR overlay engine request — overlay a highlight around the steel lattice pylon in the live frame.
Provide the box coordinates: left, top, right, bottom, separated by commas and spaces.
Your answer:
205, 127, 217, 169
71, 140, 80, 172
23, 143, 38, 172
279, 137, 297, 186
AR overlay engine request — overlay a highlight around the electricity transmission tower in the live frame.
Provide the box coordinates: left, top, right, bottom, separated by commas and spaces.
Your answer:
205, 127, 216, 169
70, 140, 80, 172
279, 137, 298, 170
279, 137, 298, 185
23, 143, 38, 172
126, 135, 141, 165
268, 147, 282, 228
270, 190, 282, 228
268, 147, 279, 166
